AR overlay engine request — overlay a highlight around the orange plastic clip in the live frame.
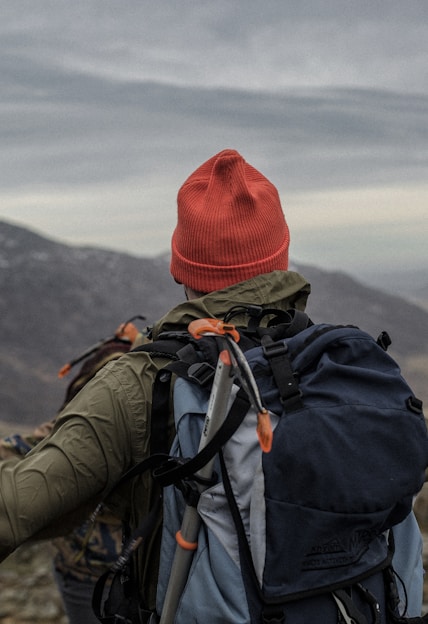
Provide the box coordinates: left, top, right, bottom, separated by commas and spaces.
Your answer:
256, 409, 273, 453
115, 321, 139, 343
188, 318, 240, 342
58, 363, 72, 379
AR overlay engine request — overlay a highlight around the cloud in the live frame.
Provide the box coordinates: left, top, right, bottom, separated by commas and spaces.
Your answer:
1, 75, 426, 190
1, 1, 427, 94
286, 185, 428, 272
0, 1, 427, 280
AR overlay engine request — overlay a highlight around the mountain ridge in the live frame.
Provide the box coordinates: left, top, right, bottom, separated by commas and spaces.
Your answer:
1, 219, 427, 427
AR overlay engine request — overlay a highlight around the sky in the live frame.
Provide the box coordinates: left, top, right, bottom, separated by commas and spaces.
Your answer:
1, 1, 427, 282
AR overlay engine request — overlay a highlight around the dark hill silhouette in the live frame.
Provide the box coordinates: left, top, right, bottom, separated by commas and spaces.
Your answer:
1, 220, 427, 426
295, 263, 428, 356
0, 220, 182, 425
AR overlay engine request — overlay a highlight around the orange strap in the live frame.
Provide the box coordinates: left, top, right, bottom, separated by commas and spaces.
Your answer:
176, 530, 198, 551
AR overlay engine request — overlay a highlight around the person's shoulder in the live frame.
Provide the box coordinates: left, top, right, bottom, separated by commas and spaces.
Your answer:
83, 349, 160, 401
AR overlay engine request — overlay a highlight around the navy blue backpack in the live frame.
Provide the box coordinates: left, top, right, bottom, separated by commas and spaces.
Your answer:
95, 308, 428, 624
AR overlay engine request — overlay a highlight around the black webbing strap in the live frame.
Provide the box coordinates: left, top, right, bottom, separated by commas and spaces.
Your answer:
112, 453, 171, 491
261, 336, 303, 412
133, 338, 190, 455
153, 388, 250, 488
150, 369, 173, 455
92, 497, 162, 623
390, 615, 428, 623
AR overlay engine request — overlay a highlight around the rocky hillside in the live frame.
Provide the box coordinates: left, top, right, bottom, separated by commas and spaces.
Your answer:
0, 220, 183, 426
0, 543, 67, 623
1, 219, 427, 427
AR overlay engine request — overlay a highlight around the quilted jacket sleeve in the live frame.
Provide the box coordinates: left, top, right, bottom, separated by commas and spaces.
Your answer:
0, 350, 156, 560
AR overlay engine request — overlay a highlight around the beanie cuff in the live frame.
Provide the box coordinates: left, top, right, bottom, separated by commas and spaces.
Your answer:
170, 235, 289, 293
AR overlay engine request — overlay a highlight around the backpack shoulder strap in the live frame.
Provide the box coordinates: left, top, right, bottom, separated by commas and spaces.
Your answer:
133, 337, 186, 454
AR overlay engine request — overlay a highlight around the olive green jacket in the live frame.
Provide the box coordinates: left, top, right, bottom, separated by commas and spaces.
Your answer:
0, 270, 310, 607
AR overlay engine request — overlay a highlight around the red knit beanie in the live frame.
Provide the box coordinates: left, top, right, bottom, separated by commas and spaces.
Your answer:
170, 149, 290, 293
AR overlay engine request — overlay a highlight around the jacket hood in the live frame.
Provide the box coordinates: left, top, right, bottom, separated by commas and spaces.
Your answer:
151, 270, 311, 339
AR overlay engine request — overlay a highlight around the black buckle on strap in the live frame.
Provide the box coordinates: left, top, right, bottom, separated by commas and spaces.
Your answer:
262, 340, 289, 359
262, 337, 303, 412
187, 361, 216, 386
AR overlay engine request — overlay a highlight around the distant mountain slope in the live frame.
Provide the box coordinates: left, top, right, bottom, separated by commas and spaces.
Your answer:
359, 268, 428, 310
0, 221, 183, 426
1, 220, 427, 426
294, 262, 428, 356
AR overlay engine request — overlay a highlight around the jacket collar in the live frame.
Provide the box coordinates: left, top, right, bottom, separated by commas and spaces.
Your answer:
151, 270, 310, 339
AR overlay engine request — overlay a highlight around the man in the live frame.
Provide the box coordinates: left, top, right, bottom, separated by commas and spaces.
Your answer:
0, 149, 423, 620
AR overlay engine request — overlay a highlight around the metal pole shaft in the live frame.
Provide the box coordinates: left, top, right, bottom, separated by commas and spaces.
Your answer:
159, 345, 234, 624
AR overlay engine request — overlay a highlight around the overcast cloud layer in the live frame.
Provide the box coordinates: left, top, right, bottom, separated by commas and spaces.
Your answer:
1, 1, 427, 279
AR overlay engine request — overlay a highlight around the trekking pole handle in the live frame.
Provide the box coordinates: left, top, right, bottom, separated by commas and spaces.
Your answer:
188, 318, 240, 342
226, 339, 274, 453
189, 319, 274, 454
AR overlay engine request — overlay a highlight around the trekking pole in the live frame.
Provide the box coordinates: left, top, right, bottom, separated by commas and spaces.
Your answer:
159, 319, 273, 624
159, 320, 241, 624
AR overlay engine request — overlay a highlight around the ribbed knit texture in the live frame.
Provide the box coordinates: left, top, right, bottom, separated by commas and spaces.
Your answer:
170, 149, 290, 292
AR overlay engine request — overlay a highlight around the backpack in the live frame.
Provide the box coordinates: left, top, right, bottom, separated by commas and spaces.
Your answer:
94, 307, 428, 624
